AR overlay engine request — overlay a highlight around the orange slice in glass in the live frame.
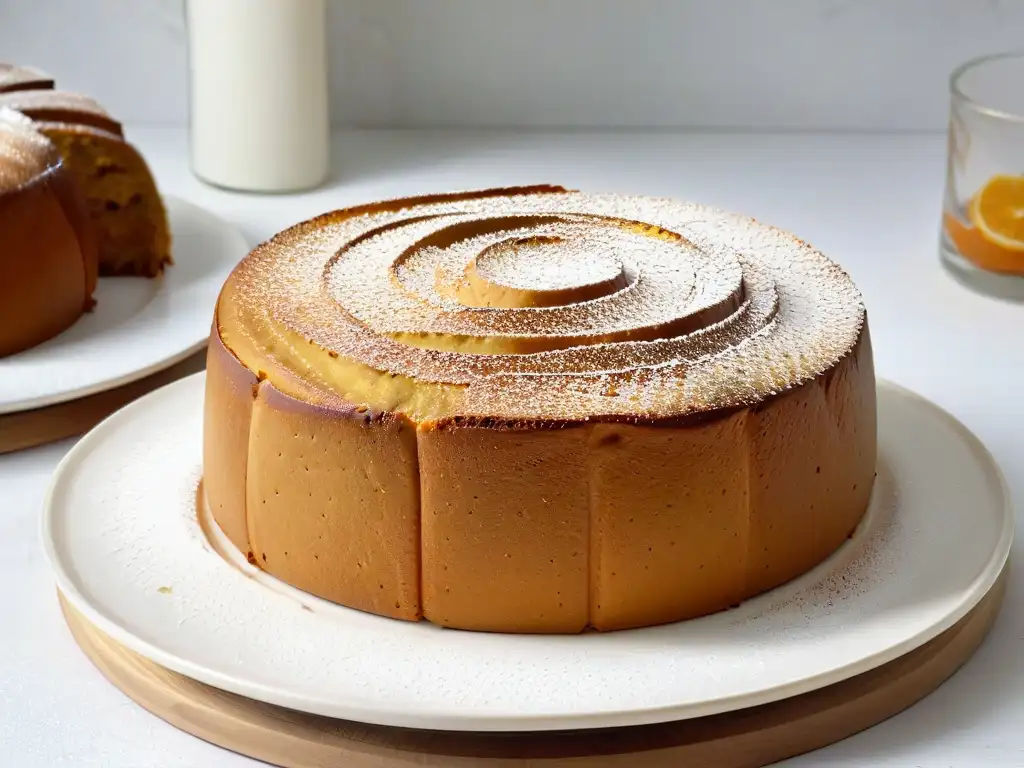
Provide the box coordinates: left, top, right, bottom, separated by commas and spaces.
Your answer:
969, 174, 1024, 252
943, 212, 1023, 274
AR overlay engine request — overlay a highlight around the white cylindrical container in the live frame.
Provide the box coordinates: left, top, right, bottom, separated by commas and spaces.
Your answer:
186, 0, 330, 192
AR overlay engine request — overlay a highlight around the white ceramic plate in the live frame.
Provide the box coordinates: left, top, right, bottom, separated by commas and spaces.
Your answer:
41, 374, 1013, 732
0, 197, 247, 414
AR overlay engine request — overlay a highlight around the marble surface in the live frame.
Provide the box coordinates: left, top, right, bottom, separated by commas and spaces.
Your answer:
1, 128, 1021, 767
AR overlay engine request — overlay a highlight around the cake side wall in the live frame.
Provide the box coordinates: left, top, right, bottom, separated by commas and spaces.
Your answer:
203, 317, 875, 634
418, 423, 590, 633
746, 320, 876, 597
589, 414, 751, 631
820, 323, 876, 561
0, 171, 87, 357
245, 380, 422, 622
45, 159, 97, 300
202, 325, 256, 555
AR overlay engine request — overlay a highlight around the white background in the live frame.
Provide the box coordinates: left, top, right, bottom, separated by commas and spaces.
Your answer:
3, 0, 1024, 130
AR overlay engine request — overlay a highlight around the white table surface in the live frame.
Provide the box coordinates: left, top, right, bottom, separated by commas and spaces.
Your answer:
2, 128, 1021, 767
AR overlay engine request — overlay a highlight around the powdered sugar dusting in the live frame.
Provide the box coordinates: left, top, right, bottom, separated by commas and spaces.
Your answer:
223, 187, 866, 421
474, 232, 622, 292
0, 106, 57, 189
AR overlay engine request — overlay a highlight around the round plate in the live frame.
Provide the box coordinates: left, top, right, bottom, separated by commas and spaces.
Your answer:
41, 374, 1013, 732
0, 196, 248, 414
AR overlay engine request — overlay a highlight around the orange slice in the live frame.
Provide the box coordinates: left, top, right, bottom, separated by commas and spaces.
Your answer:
969, 174, 1024, 251
943, 212, 1024, 274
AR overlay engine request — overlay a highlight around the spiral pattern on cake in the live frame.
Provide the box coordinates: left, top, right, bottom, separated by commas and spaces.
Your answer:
220, 185, 865, 422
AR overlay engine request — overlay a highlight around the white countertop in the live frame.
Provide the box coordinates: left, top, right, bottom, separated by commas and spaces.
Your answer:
2, 128, 1021, 767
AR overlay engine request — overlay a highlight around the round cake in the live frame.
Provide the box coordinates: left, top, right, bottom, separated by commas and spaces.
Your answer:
204, 185, 876, 634
0, 106, 96, 357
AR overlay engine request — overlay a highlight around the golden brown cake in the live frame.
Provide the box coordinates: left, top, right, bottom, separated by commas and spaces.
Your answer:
0, 107, 97, 357
0, 62, 172, 357
204, 186, 876, 634
0, 83, 171, 277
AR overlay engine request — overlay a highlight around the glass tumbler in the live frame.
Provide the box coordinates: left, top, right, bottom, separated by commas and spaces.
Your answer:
941, 52, 1024, 300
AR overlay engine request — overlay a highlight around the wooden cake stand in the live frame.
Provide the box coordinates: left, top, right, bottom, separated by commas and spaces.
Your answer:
58, 564, 1007, 768
0, 349, 206, 455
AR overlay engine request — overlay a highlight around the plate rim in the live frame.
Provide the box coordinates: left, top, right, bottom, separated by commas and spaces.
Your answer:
40, 373, 1016, 732
0, 196, 246, 415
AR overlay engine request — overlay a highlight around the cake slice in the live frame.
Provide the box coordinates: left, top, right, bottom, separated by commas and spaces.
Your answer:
0, 72, 171, 277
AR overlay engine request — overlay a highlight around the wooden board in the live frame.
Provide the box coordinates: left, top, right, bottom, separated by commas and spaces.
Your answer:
59, 564, 1006, 768
0, 349, 207, 454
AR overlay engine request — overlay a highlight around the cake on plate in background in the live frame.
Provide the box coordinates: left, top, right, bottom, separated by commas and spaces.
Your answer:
0, 63, 171, 357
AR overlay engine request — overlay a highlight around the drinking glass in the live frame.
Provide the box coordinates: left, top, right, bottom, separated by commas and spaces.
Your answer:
941, 52, 1024, 300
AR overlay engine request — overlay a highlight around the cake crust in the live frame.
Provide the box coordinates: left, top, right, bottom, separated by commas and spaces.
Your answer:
0, 108, 96, 357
